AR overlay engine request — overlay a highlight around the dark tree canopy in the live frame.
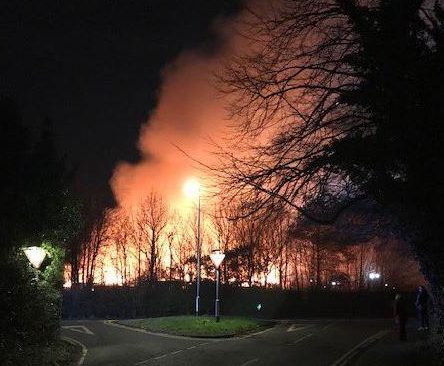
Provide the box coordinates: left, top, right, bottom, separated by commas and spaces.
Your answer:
216, 0, 444, 347
0, 97, 81, 253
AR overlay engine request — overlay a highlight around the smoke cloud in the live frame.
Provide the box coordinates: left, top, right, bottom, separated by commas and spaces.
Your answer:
110, 17, 243, 210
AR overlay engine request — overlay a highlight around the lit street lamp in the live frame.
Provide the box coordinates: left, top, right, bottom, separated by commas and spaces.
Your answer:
210, 249, 225, 322
23, 246, 47, 269
368, 272, 381, 290
183, 178, 201, 316
369, 272, 381, 280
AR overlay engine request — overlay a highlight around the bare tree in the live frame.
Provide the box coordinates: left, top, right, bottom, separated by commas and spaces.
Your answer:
214, 0, 364, 222
136, 191, 169, 283
81, 208, 112, 286
110, 209, 132, 285
215, 0, 444, 341
210, 203, 237, 283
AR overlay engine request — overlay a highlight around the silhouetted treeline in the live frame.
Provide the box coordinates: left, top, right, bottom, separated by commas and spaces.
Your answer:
65, 195, 422, 292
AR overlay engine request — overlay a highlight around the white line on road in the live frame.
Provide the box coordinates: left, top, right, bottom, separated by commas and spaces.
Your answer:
240, 358, 259, 366
134, 342, 211, 364
135, 357, 154, 365
154, 354, 168, 360
330, 329, 390, 366
62, 336, 88, 366
62, 325, 94, 335
293, 333, 313, 344
241, 325, 275, 338
287, 324, 313, 332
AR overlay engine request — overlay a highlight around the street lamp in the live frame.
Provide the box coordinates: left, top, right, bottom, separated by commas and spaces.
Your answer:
183, 178, 201, 316
210, 249, 225, 322
368, 272, 381, 290
23, 246, 47, 269
369, 272, 381, 280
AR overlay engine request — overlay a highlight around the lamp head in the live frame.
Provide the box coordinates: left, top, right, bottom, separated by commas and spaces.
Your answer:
210, 249, 225, 269
23, 246, 47, 269
183, 178, 200, 199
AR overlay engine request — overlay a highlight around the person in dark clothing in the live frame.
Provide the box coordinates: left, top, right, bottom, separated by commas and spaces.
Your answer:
394, 294, 408, 341
415, 285, 430, 330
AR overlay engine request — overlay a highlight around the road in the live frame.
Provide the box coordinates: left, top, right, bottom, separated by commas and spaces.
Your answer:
61, 318, 392, 366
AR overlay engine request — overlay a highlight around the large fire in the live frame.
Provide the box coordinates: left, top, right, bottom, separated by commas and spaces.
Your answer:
64, 4, 423, 291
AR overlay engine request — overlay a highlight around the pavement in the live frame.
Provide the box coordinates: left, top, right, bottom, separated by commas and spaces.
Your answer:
60, 318, 432, 366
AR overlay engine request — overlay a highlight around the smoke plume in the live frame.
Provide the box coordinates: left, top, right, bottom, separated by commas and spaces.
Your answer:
110, 18, 243, 210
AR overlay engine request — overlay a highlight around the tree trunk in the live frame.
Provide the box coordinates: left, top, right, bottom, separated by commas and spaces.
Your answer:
415, 241, 444, 352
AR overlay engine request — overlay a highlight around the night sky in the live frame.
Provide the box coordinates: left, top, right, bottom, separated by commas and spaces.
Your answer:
1, 0, 243, 204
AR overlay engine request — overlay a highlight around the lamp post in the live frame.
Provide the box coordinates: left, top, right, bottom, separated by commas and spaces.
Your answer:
183, 178, 201, 316
210, 249, 225, 322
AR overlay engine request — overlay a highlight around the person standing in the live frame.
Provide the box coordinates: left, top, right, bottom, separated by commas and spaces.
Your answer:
415, 285, 430, 330
394, 294, 408, 341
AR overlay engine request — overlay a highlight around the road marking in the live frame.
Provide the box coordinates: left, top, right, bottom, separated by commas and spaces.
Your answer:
61, 336, 88, 366
241, 325, 275, 338
240, 358, 259, 366
322, 322, 338, 330
134, 342, 211, 365
330, 329, 390, 366
62, 325, 94, 335
287, 324, 313, 332
135, 358, 153, 365
293, 333, 313, 344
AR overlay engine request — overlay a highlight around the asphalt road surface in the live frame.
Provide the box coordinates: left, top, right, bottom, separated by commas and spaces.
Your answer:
61, 318, 392, 366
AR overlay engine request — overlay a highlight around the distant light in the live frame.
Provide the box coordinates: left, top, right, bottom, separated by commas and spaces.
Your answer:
210, 249, 225, 269
23, 246, 47, 269
369, 272, 381, 280
331, 281, 337, 286
257, 304, 262, 311
91, 288, 95, 292
309, 279, 314, 283
384, 283, 388, 287
183, 178, 200, 199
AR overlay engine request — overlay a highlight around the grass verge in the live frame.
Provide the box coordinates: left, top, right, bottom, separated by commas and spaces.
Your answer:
51, 338, 83, 365
118, 315, 271, 338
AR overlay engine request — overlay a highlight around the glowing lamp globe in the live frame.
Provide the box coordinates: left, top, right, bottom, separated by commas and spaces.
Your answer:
183, 178, 200, 199
24, 246, 47, 269
210, 249, 225, 269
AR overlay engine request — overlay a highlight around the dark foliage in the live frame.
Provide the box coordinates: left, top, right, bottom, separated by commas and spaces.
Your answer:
0, 96, 81, 364
216, 0, 444, 353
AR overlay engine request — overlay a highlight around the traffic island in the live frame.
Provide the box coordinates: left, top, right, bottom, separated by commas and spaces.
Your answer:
51, 338, 85, 366
117, 315, 272, 338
